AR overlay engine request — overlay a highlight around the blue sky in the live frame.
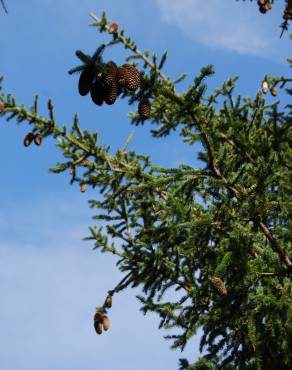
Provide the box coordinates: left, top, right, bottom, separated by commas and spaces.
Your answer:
0, 1, 291, 369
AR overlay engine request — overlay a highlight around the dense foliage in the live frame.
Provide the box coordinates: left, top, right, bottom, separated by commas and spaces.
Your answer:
1, 10, 291, 370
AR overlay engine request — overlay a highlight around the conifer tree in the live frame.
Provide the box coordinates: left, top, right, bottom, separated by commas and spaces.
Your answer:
1, 10, 291, 370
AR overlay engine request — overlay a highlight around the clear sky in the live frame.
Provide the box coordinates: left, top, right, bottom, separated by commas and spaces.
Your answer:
0, 1, 291, 369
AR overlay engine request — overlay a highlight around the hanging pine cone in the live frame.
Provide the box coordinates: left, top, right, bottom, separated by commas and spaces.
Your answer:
259, 5, 268, 14
261, 80, 269, 94
105, 295, 112, 308
138, 97, 151, 119
34, 134, 42, 146
0, 101, 4, 113
108, 22, 118, 33
80, 182, 87, 193
103, 62, 117, 87
102, 315, 110, 331
90, 79, 104, 106
23, 132, 35, 147
104, 82, 118, 105
122, 64, 141, 91
283, 3, 292, 20
78, 68, 95, 96
94, 321, 103, 335
116, 66, 128, 88
270, 85, 277, 97
212, 276, 227, 296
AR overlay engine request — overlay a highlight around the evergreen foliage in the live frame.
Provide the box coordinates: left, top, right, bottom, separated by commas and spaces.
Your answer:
1, 10, 292, 370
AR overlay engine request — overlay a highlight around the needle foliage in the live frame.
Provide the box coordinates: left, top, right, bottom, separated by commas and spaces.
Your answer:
0, 10, 291, 370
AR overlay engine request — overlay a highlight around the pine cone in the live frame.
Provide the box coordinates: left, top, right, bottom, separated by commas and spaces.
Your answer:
270, 86, 277, 97
102, 315, 110, 331
34, 134, 42, 146
261, 80, 269, 94
94, 321, 103, 335
108, 22, 118, 33
94, 310, 103, 322
0, 101, 4, 113
116, 66, 128, 88
90, 79, 104, 106
78, 68, 94, 96
122, 64, 141, 91
103, 62, 117, 87
259, 5, 268, 14
212, 276, 227, 296
105, 295, 112, 308
138, 98, 151, 119
23, 132, 35, 147
80, 182, 87, 193
104, 82, 118, 105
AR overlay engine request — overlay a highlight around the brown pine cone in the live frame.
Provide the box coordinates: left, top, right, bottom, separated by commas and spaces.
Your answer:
108, 22, 118, 33
105, 295, 112, 308
104, 82, 118, 105
90, 79, 104, 106
94, 321, 103, 335
122, 64, 141, 91
103, 62, 117, 87
116, 66, 128, 88
78, 68, 95, 96
259, 5, 268, 14
0, 101, 4, 113
270, 86, 277, 97
34, 134, 42, 146
138, 98, 151, 119
94, 310, 103, 322
102, 315, 110, 331
212, 276, 227, 296
80, 182, 87, 193
23, 132, 35, 147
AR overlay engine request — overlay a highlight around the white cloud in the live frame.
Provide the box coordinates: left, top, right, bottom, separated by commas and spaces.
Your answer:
155, 0, 289, 60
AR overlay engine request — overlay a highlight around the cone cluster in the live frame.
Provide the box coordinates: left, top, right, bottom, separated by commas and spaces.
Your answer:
257, 0, 273, 14
261, 80, 277, 97
23, 132, 42, 147
94, 309, 110, 335
77, 61, 151, 119
212, 276, 227, 296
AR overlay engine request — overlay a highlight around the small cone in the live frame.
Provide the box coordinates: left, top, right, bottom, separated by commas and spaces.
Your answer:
102, 315, 110, 331
94, 321, 103, 335
103, 62, 117, 87
270, 86, 277, 97
90, 79, 104, 106
0, 101, 4, 113
108, 22, 118, 33
261, 80, 269, 94
116, 66, 128, 87
105, 295, 112, 308
138, 98, 151, 119
266, 2, 272, 10
122, 64, 141, 91
34, 134, 42, 146
80, 182, 87, 193
104, 82, 118, 105
259, 5, 268, 14
23, 132, 35, 147
78, 68, 94, 96
212, 276, 227, 296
